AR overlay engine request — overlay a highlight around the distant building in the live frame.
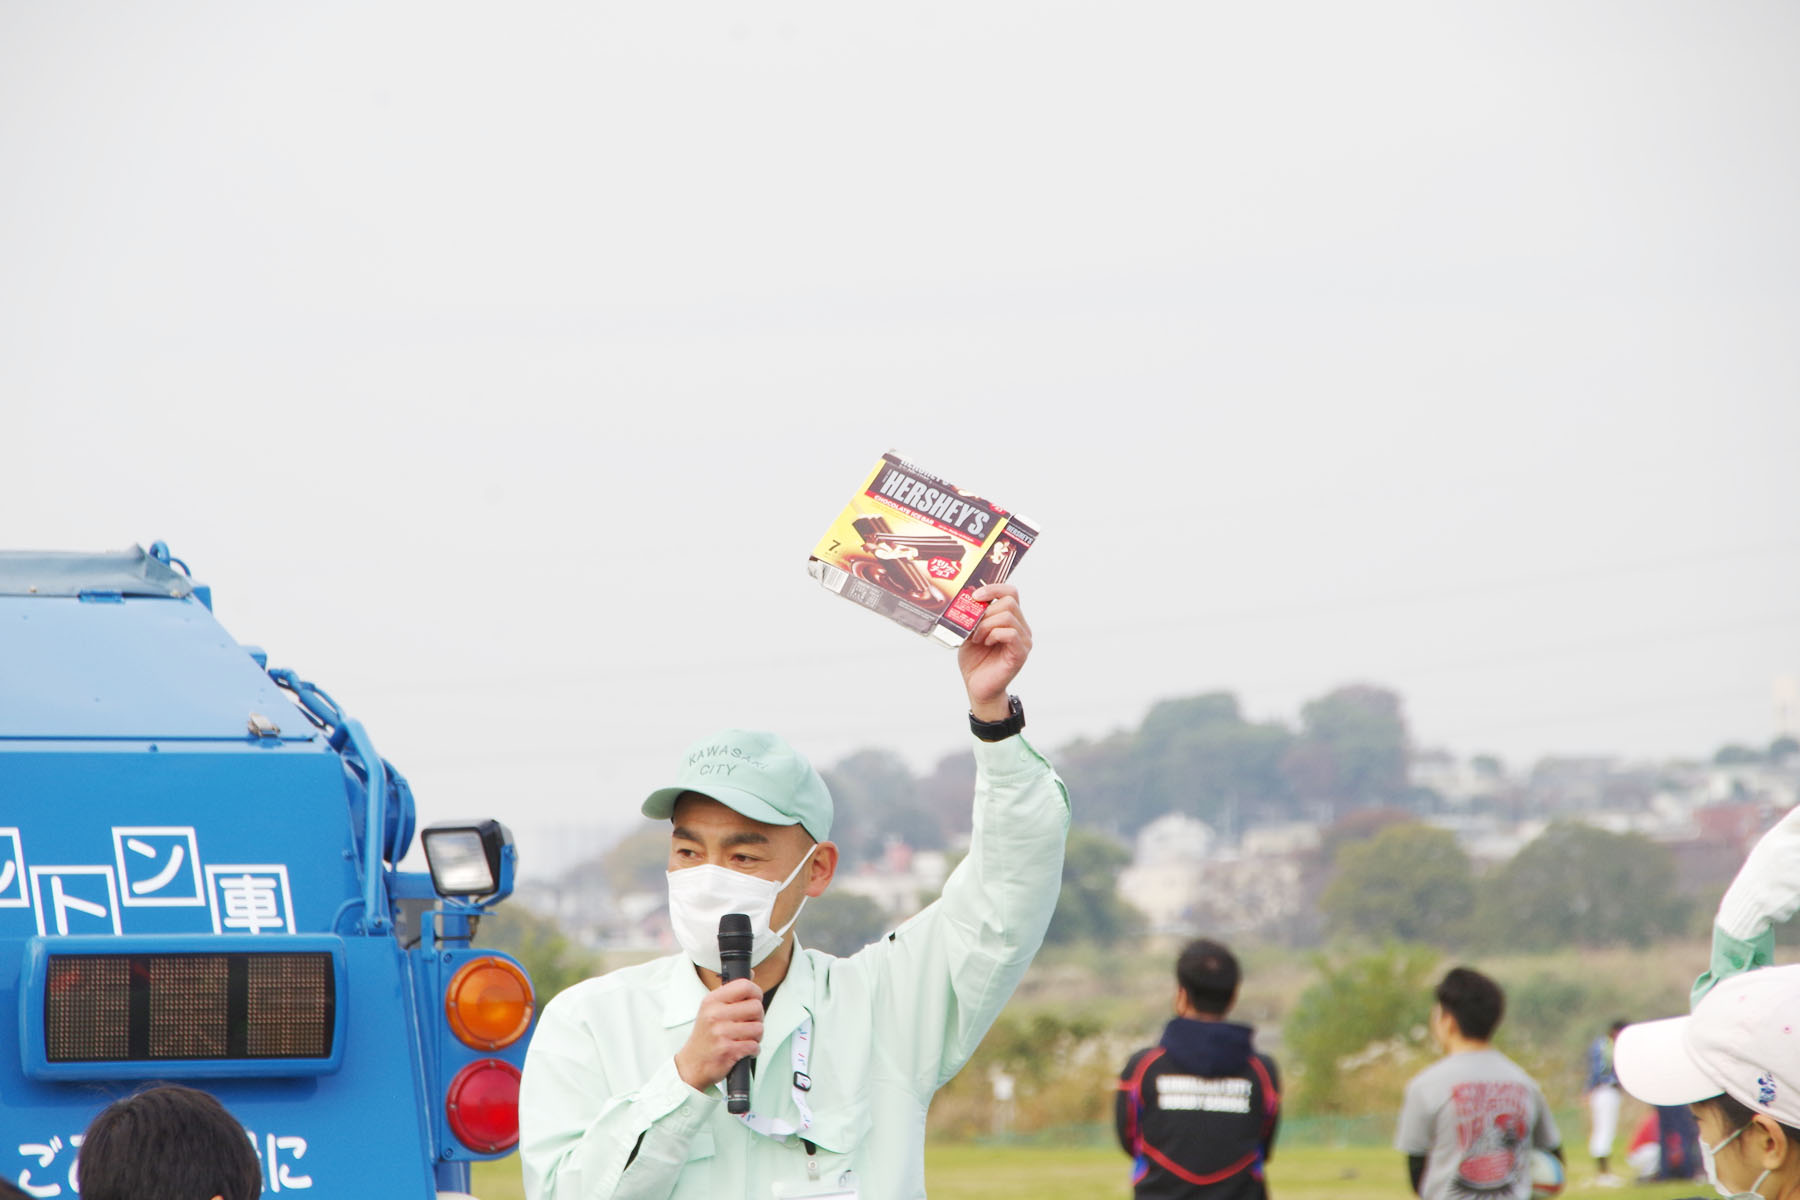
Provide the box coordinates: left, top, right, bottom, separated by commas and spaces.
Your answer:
1117, 813, 1313, 937
1240, 822, 1320, 857
1527, 756, 1618, 811
835, 839, 949, 919
1411, 749, 1505, 808
1424, 813, 1547, 866
1133, 813, 1216, 865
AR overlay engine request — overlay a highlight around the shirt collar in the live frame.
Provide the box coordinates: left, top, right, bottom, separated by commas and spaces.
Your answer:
658, 941, 820, 1032
762, 943, 817, 1049
661, 955, 711, 1028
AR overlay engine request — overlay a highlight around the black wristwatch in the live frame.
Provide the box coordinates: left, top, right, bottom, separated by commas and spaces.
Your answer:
969, 694, 1025, 742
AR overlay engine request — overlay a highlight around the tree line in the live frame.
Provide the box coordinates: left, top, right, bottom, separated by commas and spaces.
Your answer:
498, 680, 1747, 991
1319, 817, 1695, 951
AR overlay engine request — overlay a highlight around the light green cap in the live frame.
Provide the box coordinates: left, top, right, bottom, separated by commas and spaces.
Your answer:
643, 729, 833, 843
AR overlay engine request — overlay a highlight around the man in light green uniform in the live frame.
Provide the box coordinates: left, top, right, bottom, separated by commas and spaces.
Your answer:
519, 584, 1067, 1200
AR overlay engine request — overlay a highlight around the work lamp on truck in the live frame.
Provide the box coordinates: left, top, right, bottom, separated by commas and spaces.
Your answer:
414, 817, 536, 1160
421, 819, 516, 900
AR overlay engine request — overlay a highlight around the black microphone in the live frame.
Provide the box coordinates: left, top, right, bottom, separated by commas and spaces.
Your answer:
718, 912, 754, 1115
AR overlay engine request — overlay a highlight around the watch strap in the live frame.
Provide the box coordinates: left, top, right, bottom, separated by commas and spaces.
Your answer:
969, 694, 1025, 742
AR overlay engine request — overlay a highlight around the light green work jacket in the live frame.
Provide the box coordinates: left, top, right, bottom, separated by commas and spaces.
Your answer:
519, 734, 1069, 1200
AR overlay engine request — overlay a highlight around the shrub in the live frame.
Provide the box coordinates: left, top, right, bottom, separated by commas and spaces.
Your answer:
1284, 944, 1438, 1114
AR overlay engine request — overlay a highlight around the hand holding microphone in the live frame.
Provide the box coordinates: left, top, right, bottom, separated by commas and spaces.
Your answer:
718, 913, 755, 1114
671, 913, 762, 1098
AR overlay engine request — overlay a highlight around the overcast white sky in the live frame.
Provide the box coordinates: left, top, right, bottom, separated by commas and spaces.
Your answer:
4, 3, 1797, 872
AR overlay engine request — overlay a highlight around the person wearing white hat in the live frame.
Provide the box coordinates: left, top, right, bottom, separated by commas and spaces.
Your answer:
1609, 788, 1800, 1200
1615, 963, 1800, 1199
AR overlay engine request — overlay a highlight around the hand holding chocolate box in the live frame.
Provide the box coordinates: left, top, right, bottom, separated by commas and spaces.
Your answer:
807, 452, 1039, 646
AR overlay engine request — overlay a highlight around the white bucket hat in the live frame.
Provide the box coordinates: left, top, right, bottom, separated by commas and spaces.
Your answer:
1614, 962, 1800, 1128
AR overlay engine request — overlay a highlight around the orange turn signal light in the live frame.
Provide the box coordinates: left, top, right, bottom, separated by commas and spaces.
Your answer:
446, 956, 534, 1051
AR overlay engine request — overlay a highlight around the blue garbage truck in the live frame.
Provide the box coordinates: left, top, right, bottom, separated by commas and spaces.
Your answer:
0, 544, 534, 1198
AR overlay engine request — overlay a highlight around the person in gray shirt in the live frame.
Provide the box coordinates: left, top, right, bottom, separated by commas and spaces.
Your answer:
1396, 967, 1563, 1199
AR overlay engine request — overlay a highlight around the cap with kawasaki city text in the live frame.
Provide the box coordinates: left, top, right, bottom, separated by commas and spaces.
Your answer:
643, 729, 833, 844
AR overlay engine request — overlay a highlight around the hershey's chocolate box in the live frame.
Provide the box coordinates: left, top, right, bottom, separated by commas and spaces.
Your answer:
807, 452, 1038, 646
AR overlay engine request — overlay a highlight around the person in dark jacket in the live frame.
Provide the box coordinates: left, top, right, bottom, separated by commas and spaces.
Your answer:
1116, 938, 1281, 1199
77, 1084, 264, 1200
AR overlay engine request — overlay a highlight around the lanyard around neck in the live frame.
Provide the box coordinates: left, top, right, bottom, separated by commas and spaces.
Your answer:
731, 1017, 814, 1140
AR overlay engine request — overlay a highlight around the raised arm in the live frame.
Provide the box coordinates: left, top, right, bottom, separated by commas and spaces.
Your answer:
1694, 800, 1800, 1003
958, 583, 1031, 721
861, 586, 1070, 1089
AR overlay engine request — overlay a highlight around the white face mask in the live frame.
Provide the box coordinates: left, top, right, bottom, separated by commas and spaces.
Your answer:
1700, 1122, 1771, 1200
667, 845, 817, 974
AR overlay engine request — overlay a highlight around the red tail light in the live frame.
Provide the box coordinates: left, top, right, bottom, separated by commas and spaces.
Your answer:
446, 1058, 521, 1152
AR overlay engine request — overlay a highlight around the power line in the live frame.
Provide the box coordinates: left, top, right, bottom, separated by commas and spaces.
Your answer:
351, 539, 1800, 698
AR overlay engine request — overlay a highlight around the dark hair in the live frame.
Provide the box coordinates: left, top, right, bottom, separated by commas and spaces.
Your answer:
1176, 938, 1240, 1016
1609, 1018, 1629, 1035
1699, 1091, 1800, 1147
1435, 966, 1505, 1042
0, 1177, 31, 1200
78, 1084, 263, 1200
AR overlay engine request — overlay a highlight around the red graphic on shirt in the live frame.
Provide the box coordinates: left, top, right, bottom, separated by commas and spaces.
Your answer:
1450, 1081, 1531, 1191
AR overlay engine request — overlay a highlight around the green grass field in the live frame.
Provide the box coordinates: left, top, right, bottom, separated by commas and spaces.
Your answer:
473, 1141, 1709, 1198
